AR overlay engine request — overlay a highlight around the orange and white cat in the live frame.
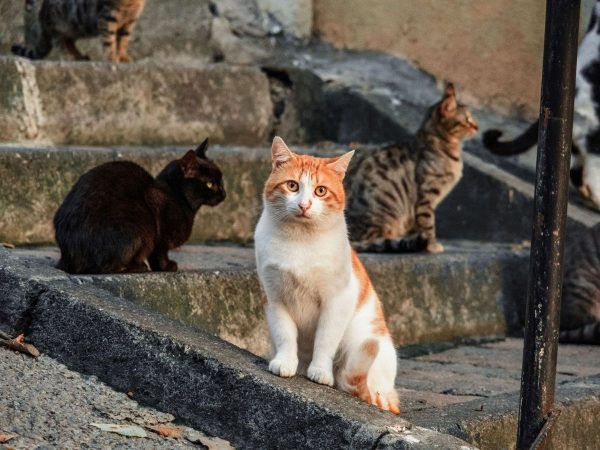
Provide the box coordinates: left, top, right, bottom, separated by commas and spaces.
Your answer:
254, 136, 400, 414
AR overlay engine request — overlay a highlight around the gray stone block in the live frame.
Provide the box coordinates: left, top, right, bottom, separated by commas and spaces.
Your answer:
0, 57, 273, 145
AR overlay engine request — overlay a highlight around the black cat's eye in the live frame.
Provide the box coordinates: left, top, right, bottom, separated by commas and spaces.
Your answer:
287, 180, 299, 192
315, 186, 327, 197
206, 181, 214, 189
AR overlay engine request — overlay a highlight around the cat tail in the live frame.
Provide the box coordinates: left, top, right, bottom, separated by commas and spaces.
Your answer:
352, 236, 427, 253
559, 322, 600, 345
482, 120, 539, 156
340, 339, 400, 414
11, 44, 52, 60
12, 33, 53, 60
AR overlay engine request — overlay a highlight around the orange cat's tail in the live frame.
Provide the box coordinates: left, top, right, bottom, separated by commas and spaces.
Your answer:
341, 339, 401, 414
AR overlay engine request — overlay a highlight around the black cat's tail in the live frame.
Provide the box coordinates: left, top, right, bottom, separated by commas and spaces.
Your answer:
559, 321, 600, 345
482, 121, 539, 156
352, 236, 427, 253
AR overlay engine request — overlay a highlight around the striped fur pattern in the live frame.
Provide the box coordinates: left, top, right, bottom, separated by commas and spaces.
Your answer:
345, 84, 478, 253
559, 223, 600, 344
254, 137, 400, 414
12, 0, 145, 62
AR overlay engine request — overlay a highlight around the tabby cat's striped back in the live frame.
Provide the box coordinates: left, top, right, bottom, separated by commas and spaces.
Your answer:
560, 223, 600, 344
344, 84, 478, 253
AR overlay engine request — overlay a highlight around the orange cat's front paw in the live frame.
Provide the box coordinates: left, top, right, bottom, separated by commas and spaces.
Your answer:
269, 357, 298, 378
307, 364, 334, 386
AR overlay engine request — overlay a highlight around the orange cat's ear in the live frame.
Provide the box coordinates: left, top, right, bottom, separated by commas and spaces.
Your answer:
440, 83, 457, 118
271, 136, 295, 170
327, 150, 355, 177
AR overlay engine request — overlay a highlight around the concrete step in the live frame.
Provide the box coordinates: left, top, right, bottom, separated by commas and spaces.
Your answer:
0, 57, 273, 146
2, 247, 599, 449
0, 143, 596, 246
0, 246, 479, 450
11, 242, 529, 352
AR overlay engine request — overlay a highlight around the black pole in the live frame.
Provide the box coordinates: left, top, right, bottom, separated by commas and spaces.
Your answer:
517, 1, 580, 449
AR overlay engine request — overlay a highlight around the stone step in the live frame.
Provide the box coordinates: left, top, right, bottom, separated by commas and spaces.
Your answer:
0, 57, 273, 146
2, 247, 599, 449
11, 242, 529, 351
0, 143, 596, 246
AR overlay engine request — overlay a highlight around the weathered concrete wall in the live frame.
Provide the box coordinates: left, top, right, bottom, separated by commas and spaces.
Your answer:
313, 0, 595, 117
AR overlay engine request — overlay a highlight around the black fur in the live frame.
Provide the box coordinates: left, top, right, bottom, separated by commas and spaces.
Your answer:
54, 139, 225, 274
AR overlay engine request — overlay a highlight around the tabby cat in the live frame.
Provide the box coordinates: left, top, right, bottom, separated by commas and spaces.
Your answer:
254, 137, 400, 414
483, 1, 600, 211
12, 0, 146, 62
559, 223, 600, 344
345, 84, 479, 253
54, 139, 226, 274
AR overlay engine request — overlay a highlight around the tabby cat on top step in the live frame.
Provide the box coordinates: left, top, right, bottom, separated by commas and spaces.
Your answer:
559, 223, 600, 344
54, 139, 226, 274
12, 0, 146, 62
483, 1, 600, 212
254, 137, 400, 414
344, 83, 478, 253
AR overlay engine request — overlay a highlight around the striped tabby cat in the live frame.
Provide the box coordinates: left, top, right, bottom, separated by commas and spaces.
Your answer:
12, 0, 146, 62
345, 84, 478, 253
560, 223, 600, 344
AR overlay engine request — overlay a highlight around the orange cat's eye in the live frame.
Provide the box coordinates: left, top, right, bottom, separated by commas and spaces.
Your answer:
315, 186, 327, 197
287, 180, 299, 192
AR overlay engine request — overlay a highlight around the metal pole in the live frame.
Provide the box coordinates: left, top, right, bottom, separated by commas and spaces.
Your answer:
517, 1, 580, 449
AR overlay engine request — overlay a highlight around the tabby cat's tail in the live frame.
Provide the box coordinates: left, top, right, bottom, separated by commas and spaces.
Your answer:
483, 121, 539, 156
352, 236, 427, 253
11, 42, 52, 60
559, 322, 600, 345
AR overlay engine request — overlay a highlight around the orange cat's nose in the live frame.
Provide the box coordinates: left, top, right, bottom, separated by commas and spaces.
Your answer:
298, 200, 312, 214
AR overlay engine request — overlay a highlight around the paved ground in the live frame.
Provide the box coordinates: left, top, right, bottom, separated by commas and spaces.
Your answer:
398, 338, 600, 415
0, 347, 233, 449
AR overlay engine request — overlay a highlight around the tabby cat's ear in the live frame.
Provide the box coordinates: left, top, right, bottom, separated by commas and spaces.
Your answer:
440, 83, 457, 118
327, 150, 355, 177
271, 136, 295, 170
195, 138, 209, 158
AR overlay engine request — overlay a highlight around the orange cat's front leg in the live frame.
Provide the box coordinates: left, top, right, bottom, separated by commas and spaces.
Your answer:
265, 302, 299, 378
307, 287, 355, 387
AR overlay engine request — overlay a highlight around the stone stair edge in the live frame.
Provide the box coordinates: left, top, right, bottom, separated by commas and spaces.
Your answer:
0, 247, 475, 450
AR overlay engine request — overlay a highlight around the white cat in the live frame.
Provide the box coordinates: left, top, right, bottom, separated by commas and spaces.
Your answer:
254, 136, 400, 413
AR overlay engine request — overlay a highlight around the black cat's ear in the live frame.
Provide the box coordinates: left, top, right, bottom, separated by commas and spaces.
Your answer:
195, 138, 209, 158
180, 150, 199, 177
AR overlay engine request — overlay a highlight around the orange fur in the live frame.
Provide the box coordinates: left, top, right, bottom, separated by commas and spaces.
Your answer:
372, 301, 390, 336
352, 250, 372, 311
264, 154, 346, 211
361, 339, 379, 359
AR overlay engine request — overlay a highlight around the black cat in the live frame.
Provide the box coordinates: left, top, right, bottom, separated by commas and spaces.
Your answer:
54, 139, 225, 274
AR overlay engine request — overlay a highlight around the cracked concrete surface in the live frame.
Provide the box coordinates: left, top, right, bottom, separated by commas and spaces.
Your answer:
0, 347, 233, 449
